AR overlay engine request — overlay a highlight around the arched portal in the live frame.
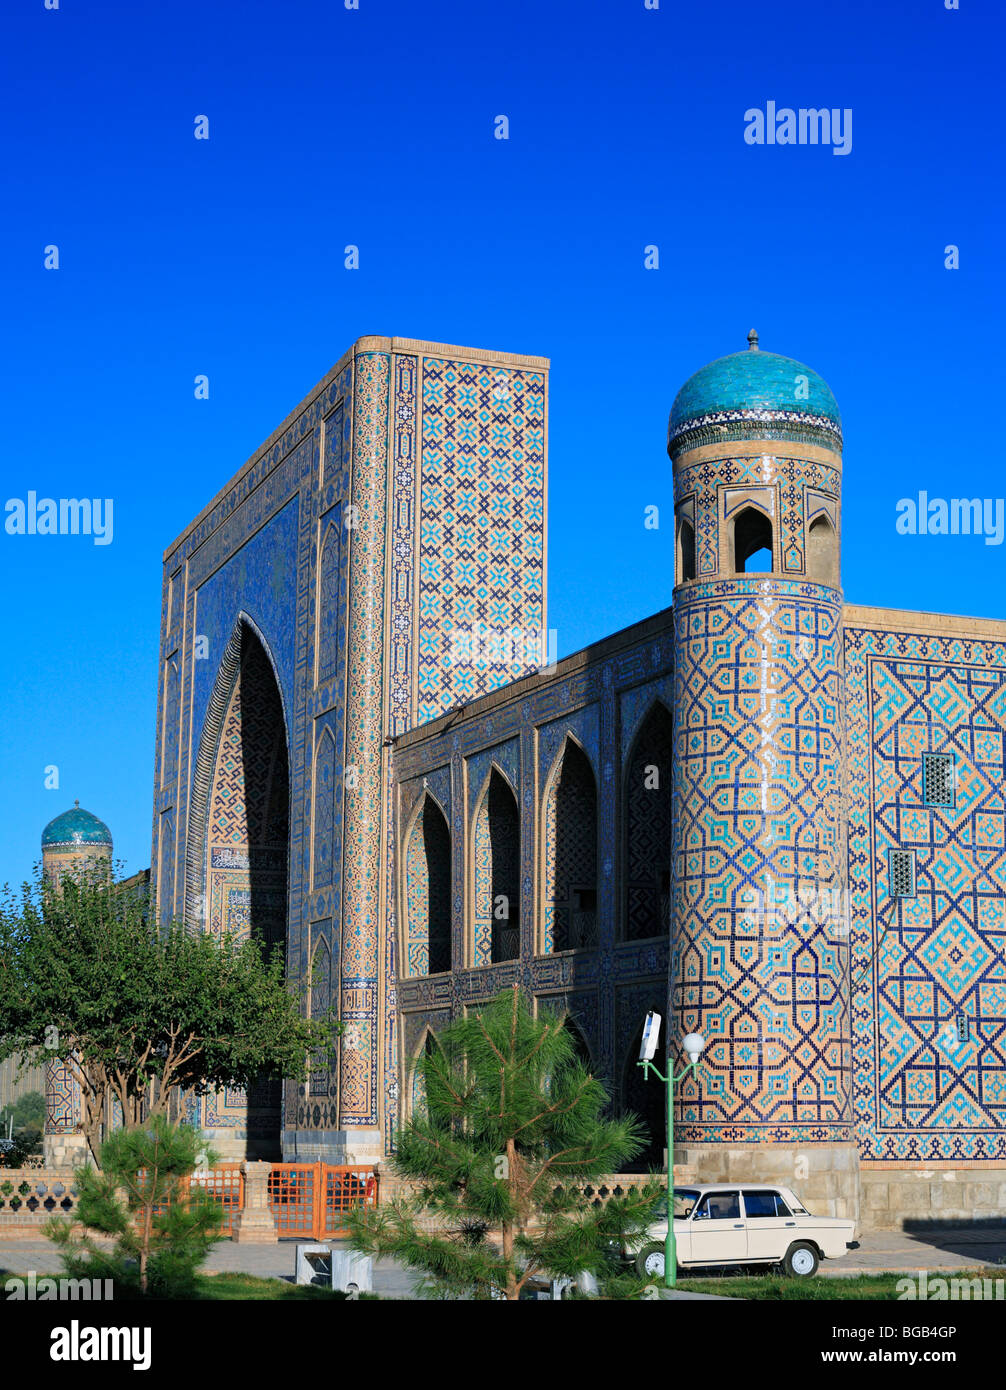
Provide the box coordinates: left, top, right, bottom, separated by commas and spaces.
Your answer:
203, 623, 290, 1158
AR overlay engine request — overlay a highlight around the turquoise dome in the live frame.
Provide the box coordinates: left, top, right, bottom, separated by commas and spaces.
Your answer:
42, 802, 113, 850
669, 334, 841, 453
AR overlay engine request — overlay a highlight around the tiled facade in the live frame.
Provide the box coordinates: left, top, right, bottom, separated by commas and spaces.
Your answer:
137, 332, 1006, 1224
393, 609, 677, 1155
150, 337, 547, 1162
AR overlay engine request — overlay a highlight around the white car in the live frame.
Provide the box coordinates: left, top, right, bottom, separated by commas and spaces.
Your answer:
627, 1184, 857, 1279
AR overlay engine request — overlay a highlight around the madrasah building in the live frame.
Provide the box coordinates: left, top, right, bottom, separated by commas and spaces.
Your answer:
42, 332, 1006, 1229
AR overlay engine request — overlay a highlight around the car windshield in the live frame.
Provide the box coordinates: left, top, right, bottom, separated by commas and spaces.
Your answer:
651, 1188, 700, 1220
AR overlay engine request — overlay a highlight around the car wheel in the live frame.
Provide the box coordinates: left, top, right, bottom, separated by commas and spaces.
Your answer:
635, 1244, 666, 1280
783, 1242, 819, 1277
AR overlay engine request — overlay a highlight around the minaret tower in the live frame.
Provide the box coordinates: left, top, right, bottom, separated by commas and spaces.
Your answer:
40, 801, 113, 1167
669, 333, 857, 1219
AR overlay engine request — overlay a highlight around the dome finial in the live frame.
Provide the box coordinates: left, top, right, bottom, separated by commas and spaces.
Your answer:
74, 799, 79, 808
747, 328, 759, 352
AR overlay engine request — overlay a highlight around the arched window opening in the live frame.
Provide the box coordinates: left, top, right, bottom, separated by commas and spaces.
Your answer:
404, 797, 452, 977
473, 770, 520, 965
622, 1019, 666, 1171
624, 704, 673, 941
677, 518, 696, 583
544, 741, 598, 953
563, 1016, 593, 1070
411, 1031, 439, 1122
733, 506, 773, 574
807, 514, 837, 586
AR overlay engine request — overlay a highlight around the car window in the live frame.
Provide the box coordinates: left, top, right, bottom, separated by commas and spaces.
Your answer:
742, 1189, 791, 1218
692, 1190, 740, 1221
651, 1188, 700, 1220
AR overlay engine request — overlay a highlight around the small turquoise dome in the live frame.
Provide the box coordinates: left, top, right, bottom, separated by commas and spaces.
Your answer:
42, 801, 113, 850
669, 332, 841, 453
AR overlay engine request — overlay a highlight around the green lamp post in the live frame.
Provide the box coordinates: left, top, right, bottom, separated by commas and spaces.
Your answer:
637, 1013, 705, 1289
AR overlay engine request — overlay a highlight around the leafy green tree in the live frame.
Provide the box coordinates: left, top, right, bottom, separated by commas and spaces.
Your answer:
46, 1117, 226, 1297
0, 866, 341, 1164
0, 1089, 45, 1165
0, 1090, 46, 1132
348, 986, 659, 1300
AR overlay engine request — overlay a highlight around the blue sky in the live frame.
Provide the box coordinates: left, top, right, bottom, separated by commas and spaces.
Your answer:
1, 0, 1002, 886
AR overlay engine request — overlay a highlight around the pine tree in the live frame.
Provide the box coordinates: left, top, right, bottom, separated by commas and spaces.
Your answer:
45, 1117, 226, 1298
348, 987, 659, 1299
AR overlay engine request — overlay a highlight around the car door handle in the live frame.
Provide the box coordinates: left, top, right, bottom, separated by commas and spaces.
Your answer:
785, 1221, 796, 1226
733, 1223, 744, 1228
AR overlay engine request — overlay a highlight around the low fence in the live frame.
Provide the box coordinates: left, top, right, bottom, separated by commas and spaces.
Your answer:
0, 1162, 378, 1240
546, 1176, 659, 1207
0, 1164, 652, 1239
0, 1170, 81, 1228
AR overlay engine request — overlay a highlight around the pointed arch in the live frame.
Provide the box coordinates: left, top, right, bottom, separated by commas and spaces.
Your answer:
317, 513, 346, 687
472, 767, 520, 965
732, 505, 774, 574
542, 737, 598, 953
187, 617, 290, 1157
623, 1017, 667, 1171
403, 793, 452, 976
311, 724, 338, 890
309, 934, 335, 1097
622, 700, 673, 942
409, 1027, 439, 1122
184, 612, 290, 931
807, 513, 837, 586
563, 1014, 594, 1070
677, 516, 696, 584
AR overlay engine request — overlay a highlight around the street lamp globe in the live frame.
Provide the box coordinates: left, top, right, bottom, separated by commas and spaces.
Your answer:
682, 1032, 705, 1065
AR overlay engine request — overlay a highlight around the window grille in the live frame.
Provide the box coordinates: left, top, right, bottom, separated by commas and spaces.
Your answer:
889, 848, 917, 898
923, 752, 955, 808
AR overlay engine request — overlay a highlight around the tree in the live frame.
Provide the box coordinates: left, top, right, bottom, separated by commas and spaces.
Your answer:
46, 1117, 226, 1297
0, 1089, 45, 1165
0, 866, 341, 1164
347, 986, 659, 1300
0, 1090, 46, 1132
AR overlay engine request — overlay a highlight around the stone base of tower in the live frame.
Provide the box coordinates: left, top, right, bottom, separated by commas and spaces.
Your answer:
674, 1142, 861, 1225
43, 1133, 90, 1169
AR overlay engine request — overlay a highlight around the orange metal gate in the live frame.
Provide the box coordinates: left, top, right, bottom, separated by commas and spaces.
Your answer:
267, 1163, 378, 1239
190, 1164, 244, 1237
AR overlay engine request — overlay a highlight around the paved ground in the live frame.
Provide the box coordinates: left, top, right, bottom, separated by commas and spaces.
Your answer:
3, 1226, 1006, 1295
824, 1226, 1006, 1277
